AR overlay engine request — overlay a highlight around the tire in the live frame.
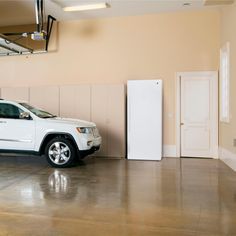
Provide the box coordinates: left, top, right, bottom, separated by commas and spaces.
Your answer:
45, 137, 76, 168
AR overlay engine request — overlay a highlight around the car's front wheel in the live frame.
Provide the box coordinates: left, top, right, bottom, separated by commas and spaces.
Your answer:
45, 137, 76, 168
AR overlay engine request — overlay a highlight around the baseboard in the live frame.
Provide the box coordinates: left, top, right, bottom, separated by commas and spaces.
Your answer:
95, 146, 178, 159
163, 145, 178, 158
219, 147, 236, 171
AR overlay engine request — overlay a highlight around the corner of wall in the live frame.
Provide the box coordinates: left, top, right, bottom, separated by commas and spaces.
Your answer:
163, 145, 178, 158
219, 146, 236, 171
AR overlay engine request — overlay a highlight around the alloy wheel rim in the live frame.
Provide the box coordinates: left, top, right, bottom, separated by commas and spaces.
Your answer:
48, 142, 71, 165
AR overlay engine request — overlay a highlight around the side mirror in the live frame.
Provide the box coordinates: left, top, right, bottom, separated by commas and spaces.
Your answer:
20, 112, 31, 120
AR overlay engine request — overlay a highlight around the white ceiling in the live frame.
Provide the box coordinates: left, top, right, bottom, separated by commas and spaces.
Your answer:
0, 0, 229, 27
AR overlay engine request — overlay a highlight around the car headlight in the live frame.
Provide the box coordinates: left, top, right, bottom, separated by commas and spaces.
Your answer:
76, 127, 92, 134
93, 127, 100, 137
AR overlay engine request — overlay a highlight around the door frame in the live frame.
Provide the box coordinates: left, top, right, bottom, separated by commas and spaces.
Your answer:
176, 71, 218, 159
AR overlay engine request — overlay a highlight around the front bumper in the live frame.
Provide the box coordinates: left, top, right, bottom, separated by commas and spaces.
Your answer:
80, 145, 100, 159
78, 133, 102, 149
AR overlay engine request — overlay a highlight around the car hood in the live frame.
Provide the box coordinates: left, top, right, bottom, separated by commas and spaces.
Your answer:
45, 117, 96, 127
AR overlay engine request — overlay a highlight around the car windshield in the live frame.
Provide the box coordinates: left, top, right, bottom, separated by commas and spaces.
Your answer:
19, 103, 57, 119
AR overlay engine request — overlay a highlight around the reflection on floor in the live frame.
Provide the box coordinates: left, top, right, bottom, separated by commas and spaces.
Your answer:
0, 155, 235, 235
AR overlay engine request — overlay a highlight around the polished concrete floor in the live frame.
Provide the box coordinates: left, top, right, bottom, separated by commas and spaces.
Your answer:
0, 156, 235, 235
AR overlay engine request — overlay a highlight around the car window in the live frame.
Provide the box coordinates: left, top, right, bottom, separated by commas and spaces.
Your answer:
19, 103, 56, 119
0, 103, 23, 119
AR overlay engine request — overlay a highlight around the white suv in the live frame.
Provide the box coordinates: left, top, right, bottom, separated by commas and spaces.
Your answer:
0, 99, 102, 167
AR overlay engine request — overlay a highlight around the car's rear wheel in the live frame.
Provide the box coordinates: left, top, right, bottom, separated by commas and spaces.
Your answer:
45, 137, 76, 168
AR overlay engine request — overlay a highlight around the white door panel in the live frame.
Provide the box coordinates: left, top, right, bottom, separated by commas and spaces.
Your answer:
182, 126, 210, 152
181, 75, 213, 158
0, 119, 35, 150
183, 80, 210, 123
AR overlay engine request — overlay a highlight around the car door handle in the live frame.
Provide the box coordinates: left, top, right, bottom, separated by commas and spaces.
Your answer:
0, 121, 7, 123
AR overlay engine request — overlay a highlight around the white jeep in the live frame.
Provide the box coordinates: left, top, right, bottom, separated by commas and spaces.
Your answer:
0, 99, 102, 167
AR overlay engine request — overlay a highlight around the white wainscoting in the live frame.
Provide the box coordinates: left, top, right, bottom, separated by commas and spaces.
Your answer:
219, 147, 236, 171
0, 85, 126, 158
1, 87, 29, 102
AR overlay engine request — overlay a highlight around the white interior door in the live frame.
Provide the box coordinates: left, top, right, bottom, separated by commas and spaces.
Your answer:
180, 73, 217, 158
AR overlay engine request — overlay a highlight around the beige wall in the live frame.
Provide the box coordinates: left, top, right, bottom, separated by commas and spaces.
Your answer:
220, 2, 236, 154
0, 10, 220, 146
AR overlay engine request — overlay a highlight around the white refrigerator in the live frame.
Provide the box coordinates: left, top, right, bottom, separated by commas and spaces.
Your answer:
127, 80, 163, 160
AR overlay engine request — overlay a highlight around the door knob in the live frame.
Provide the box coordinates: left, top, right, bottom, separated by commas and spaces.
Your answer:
180, 123, 184, 125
